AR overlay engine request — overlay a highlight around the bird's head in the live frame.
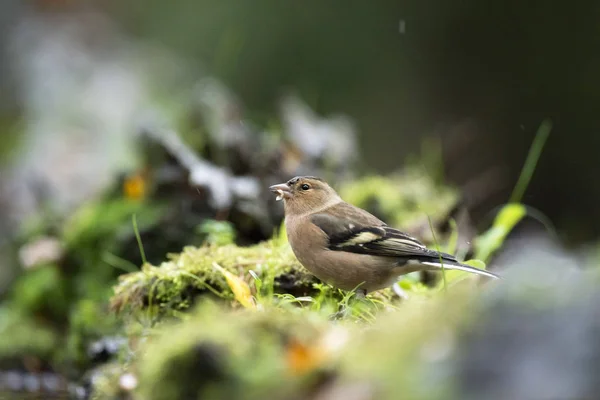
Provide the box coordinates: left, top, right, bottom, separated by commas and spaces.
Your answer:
269, 176, 341, 216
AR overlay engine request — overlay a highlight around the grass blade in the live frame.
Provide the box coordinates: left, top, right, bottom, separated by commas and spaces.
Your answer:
510, 119, 552, 203
132, 214, 147, 265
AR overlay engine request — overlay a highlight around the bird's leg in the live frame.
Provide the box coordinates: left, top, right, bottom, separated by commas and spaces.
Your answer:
330, 305, 351, 321
354, 288, 367, 300
329, 309, 348, 320
329, 289, 367, 320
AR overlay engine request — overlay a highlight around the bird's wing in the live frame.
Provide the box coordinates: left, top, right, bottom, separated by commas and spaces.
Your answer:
310, 209, 457, 263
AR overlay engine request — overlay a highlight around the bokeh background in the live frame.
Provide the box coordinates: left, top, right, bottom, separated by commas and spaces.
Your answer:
1, 1, 600, 398
2, 0, 600, 244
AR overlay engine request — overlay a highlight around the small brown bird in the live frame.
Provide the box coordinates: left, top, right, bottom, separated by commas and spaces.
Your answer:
270, 176, 499, 297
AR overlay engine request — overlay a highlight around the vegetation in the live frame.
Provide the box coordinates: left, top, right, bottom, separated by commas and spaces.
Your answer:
1, 57, 576, 399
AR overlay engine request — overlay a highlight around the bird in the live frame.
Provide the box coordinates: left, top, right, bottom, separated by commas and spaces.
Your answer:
269, 176, 499, 298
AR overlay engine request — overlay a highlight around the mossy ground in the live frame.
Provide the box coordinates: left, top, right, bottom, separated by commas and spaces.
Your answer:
97, 261, 493, 400
85, 169, 514, 400
1, 170, 520, 400
111, 232, 315, 318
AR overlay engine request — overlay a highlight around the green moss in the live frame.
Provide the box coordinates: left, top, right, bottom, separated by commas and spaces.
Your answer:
134, 300, 339, 400
336, 284, 482, 400
110, 235, 316, 319
115, 284, 492, 400
95, 170, 512, 400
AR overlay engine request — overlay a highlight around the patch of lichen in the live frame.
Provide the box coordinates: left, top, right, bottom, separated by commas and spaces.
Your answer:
134, 300, 343, 400
110, 232, 317, 319
338, 167, 460, 242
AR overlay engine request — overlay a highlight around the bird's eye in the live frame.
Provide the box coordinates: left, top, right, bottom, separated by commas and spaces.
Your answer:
300, 183, 310, 191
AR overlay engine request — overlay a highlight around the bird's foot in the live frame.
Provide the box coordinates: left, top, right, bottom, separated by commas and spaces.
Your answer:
354, 288, 367, 300
329, 289, 367, 320
329, 307, 351, 321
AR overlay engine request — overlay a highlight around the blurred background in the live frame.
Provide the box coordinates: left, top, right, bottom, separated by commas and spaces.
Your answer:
1, 1, 600, 398
2, 0, 600, 244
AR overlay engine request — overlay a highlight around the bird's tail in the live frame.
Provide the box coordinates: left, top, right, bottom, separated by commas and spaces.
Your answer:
420, 261, 500, 280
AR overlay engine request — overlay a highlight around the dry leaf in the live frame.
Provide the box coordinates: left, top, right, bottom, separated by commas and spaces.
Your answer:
212, 262, 256, 309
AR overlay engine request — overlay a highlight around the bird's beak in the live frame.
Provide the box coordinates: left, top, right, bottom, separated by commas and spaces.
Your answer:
269, 183, 292, 201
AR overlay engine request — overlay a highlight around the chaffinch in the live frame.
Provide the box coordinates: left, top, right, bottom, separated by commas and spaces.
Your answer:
270, 176, 499, 297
